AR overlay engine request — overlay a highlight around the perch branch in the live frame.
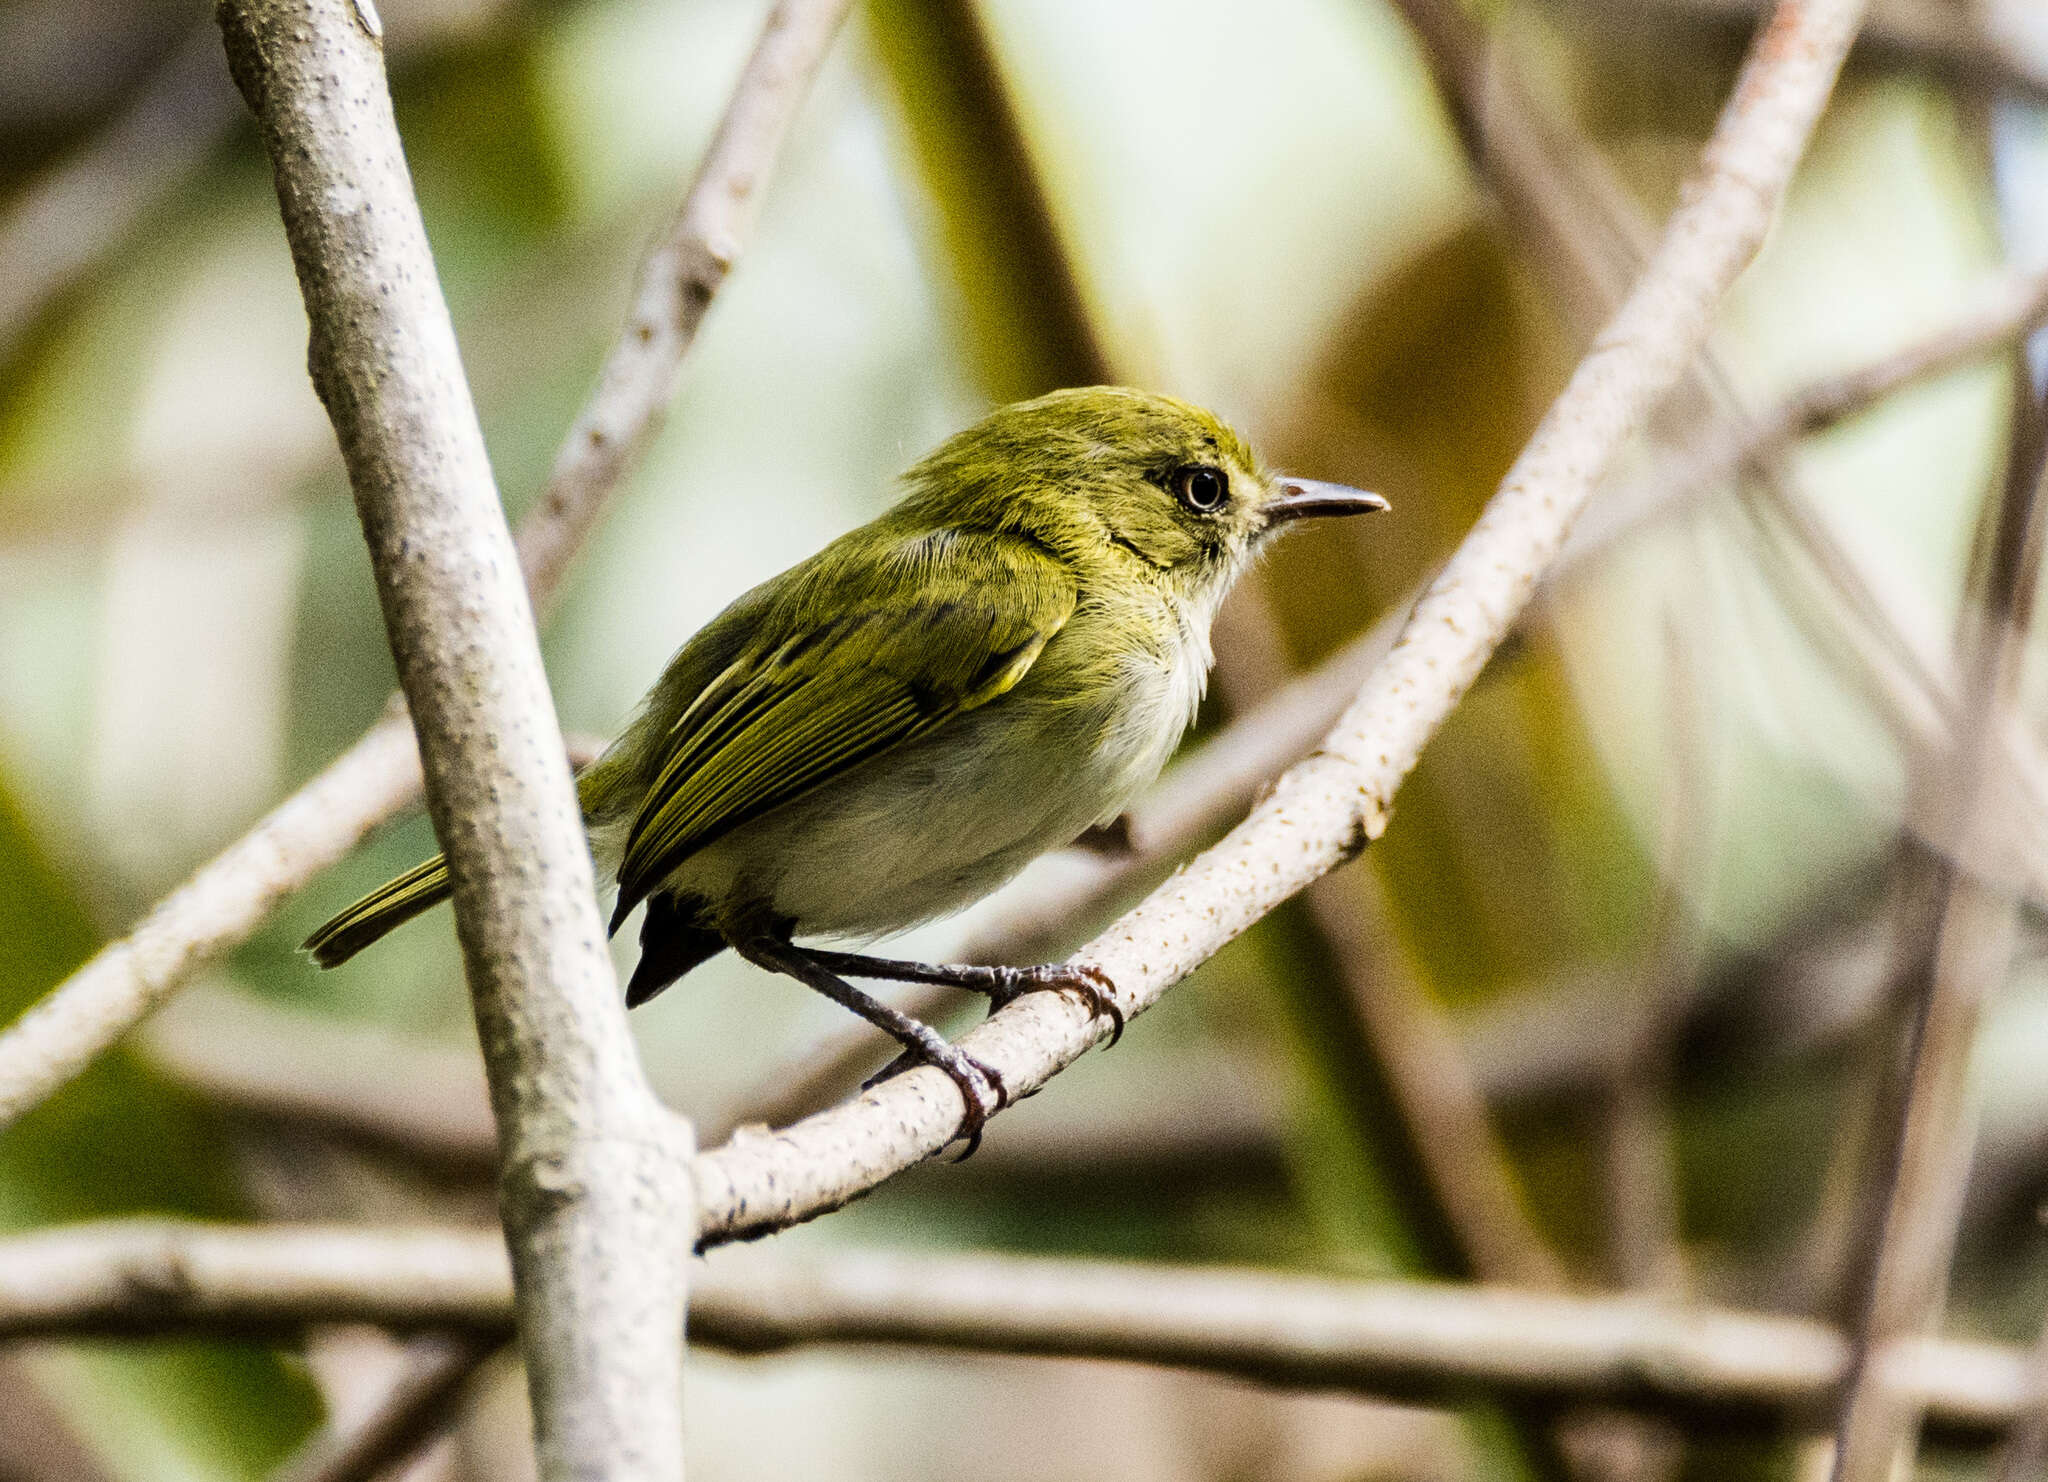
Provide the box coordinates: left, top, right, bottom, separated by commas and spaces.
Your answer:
148, 265, 2046, 1163
0, 0, 853, 1137
685, 0, 1867, 1248
213, 3, 692, 1478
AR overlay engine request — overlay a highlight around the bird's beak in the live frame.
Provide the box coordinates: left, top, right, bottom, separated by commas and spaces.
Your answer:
1266, 477, 1390, 524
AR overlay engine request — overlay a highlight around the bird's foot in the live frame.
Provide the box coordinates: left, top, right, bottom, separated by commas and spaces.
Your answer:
863, 1039, 1009, 1159
985, 963, 1124, 1046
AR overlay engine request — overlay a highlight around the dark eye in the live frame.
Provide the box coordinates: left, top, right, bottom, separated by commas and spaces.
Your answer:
1173, 465, 1228, 513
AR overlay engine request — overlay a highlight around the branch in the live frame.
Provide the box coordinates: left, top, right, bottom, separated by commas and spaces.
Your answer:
213, 4, 691, 1478
270, 1333, 500, 1482
0, 0, 853, 1137
0, 1221, 2033, 1441
1568, 0, 2048, 108
686, 0, 1867, 1250
517, 0, 855, 606
1826, 353, 2048, 1481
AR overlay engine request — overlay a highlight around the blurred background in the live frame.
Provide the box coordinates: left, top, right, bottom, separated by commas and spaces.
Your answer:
5, 0, 2048, 1477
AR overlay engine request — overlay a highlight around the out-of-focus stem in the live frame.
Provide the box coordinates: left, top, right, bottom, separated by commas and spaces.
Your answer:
0, 1221, 2037, 1443
1826, 349, 2048, 1482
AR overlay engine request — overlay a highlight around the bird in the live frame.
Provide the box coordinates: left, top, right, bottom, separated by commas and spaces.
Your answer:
305, 386, 1386, 1151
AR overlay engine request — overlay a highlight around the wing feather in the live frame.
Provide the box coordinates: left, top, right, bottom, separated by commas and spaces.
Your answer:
609, 530, 1074, 929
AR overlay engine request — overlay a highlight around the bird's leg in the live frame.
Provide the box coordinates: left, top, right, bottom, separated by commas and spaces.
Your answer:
1071, 812, 1139, 857
803, 949, 1124, 1046
735, 936, 1008, 1158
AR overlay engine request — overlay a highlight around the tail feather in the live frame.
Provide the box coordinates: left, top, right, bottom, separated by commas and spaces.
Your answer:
303, 855, 453, 968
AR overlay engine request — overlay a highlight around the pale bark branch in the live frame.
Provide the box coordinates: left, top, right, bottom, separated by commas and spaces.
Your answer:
212, 3, 692, 1478
686, 0, 1867, 1250
516, 0, 856, 606
0, 0, 853, 1138
0, 1221, 2033, 1442
1402, 0, 2048, 910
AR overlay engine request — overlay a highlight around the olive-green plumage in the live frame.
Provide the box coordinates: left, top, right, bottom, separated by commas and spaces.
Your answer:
307, 388, 1382, 1095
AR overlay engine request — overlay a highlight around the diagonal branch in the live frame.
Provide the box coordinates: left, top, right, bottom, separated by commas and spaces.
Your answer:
213, 3, 692, 1478
686, 0, 1868, 1250
269, 1332, 500, 1482
0, 0, 854, 1137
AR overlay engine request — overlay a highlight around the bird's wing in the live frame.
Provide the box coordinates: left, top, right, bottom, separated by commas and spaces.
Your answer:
610, 529, 1076, 929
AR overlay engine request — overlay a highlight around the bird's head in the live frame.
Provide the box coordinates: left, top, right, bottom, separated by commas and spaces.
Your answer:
899, 386, 1386, 608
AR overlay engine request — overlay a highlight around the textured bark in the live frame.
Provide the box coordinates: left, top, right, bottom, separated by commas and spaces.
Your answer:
214, 3, 692, 1478
0, 1221, 2033, 1444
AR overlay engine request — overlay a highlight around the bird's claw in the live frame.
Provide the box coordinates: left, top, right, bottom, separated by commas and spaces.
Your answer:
861, 1042, 1008, 1160
987, 963, 1124, 1046
1058, 964, 1125, 1047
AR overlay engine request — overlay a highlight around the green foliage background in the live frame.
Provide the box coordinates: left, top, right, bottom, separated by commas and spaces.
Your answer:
0, 0, 2039, 1476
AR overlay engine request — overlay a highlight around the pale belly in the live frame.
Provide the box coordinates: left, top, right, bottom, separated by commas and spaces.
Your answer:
648, 641, 1201, 941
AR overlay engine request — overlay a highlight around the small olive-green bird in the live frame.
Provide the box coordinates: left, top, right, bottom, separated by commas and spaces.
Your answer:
308, 386, 1384, 1148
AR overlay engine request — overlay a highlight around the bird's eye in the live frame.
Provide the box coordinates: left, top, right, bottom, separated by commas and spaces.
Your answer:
1173, 465, 1228, 513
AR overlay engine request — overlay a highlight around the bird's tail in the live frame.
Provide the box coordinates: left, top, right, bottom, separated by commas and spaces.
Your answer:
305, 753, 632, 969
303, 854, 452, 968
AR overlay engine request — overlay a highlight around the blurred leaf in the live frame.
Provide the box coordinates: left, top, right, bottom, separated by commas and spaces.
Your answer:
0, 772, 320, 1480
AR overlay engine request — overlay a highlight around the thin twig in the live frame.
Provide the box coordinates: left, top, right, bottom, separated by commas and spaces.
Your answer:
150, 264, 2048, 1164
1825, 339, 2048, 1482
0, 0, 854, 1138
0, 1221, 2034, 1440
270, 1333, 501, 1482
684, 0, 1866, 1250
518, 0, 856, 607
1564, 262, 2048, 568
214, 4, 692, 1478
1404, 0, 2048, 904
